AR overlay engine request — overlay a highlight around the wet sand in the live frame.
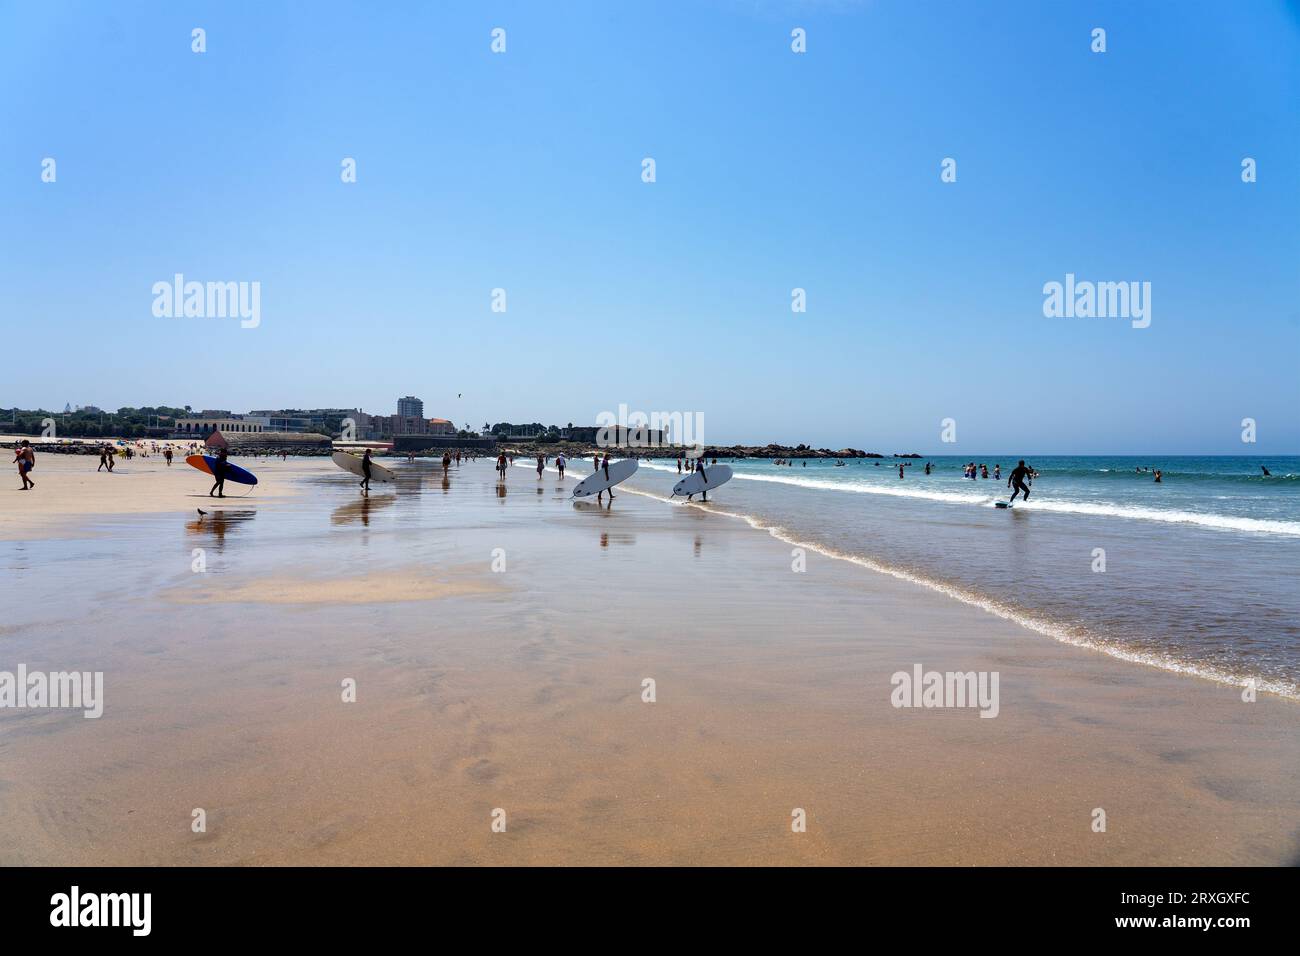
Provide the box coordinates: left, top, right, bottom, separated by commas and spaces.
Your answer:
1, 456, 1297, 865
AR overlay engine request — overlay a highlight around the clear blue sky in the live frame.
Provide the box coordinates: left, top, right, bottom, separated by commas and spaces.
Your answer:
2, 0, 1297, 453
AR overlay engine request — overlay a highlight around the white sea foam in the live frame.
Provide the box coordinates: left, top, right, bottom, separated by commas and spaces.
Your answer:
636, 461, 1300, 536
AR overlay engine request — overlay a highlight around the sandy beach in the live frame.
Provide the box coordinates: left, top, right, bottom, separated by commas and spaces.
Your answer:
1, 453, 1297, 866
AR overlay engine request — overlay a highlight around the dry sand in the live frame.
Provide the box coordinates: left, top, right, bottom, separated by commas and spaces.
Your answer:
0, 456, 1296, 865
0, 450, 306, 539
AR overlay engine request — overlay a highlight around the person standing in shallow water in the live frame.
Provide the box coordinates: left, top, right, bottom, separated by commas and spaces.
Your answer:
1007, 459, 1032, 503
688, 456, 710, 502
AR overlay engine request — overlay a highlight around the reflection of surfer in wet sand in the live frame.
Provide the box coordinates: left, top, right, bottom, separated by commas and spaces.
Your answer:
1007, 459, 1032, 504
360, 448, 373, 495
209, 448, 229, 498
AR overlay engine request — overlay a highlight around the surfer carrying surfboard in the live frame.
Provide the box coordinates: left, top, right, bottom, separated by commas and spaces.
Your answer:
360, 449, 374, 494
209, 448, 230, 498
689, 456, 709, 501
597, 453, 615, 503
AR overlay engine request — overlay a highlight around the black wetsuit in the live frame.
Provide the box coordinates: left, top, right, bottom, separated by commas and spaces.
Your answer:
1008, 464, 1031, 503
210, 452, 228, 498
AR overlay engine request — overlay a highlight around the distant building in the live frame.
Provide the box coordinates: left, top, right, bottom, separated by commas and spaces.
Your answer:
175, 417, 264, 437
376, 414, 428, 438
247, 408, 373, 438
428, 417, 456, 437
397, 396, 424, 419
244, 414, 312, 432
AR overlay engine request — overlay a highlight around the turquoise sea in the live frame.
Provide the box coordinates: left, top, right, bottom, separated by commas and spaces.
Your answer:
626, 455, 1300, 698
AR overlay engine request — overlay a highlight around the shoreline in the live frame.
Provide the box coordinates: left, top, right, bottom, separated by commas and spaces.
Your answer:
2, 456, 1297, 864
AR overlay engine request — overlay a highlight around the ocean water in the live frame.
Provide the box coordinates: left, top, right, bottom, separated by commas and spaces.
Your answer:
624, 455, 1300, 699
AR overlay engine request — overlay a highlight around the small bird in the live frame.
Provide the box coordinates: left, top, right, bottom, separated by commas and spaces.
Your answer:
196, 508, 207, 517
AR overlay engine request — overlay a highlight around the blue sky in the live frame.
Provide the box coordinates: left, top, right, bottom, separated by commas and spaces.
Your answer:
2, 0, 1297, 453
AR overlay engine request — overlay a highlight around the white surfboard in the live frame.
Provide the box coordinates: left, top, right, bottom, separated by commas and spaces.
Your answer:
332, 451, 396, 483
672, 464, 733, 497
571, 459, 638, 498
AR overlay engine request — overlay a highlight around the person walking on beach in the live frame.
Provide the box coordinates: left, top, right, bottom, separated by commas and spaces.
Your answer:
676, 456, 682, 474
97, 444, 110, 472
209, 448, 230, 498
164, 447, 173, 466
442, 451, 452, 475
14, 440, 35, 490
536, 453, 545, 478
556, 453, 566, 479
360, 448, 374, 494
1007, 460, 1032, 503
496, 452, 508, 480
597, 453, 617, 504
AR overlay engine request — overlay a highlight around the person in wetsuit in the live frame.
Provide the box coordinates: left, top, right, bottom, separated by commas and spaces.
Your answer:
1007, 459, 1032, 503
597, 452, 615, 504
209, 448, 230, 498
360, 448, 373, 494
689, 455, 710, 501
